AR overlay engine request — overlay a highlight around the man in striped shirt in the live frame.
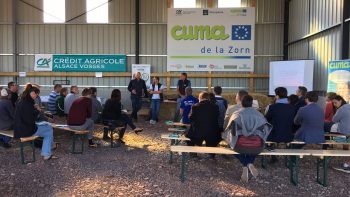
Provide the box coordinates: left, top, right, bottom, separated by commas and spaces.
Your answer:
48, 84, 62, 115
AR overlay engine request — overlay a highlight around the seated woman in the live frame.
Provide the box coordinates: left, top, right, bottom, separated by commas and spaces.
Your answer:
14, 84, 57, 160
329, 95, 350, 134
56, 88, 68, 117
101, 89, 143, 146
0, 89, 15, 148
324, 92, 337, 132
223, 95, 272, 183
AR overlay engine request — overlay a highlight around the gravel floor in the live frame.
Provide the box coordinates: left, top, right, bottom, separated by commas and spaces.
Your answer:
1, 121, 350, 197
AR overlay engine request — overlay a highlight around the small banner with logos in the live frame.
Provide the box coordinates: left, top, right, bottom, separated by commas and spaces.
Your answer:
167, 8, 255, 72
34, 54, 127, 72
131, 64, 151, 88
327, 59, 350, 102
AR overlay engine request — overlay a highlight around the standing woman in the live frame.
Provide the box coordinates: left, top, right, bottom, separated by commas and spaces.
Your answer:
149, 76, 164, 124
14, 84, 57, 160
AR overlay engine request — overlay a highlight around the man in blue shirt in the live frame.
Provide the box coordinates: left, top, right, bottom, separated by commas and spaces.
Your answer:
48, 84, 62, 115
180, 87, 198, 124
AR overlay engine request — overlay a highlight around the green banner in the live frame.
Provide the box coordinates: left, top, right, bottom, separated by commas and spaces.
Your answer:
45, 54, 126, 72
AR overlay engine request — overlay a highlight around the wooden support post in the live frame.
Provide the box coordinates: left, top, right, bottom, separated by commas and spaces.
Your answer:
208, 71, 212, 91
207, 0, 214, 8
249, 72, 254, 93
167, 0, 172, 8
166, 72, 171, 91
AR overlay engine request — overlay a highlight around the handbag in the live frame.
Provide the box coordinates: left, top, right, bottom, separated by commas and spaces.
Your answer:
234, 135, 264, 155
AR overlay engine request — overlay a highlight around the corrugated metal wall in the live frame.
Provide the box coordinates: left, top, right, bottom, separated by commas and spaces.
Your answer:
288, 0, 344, 92
0, 0, 285, 98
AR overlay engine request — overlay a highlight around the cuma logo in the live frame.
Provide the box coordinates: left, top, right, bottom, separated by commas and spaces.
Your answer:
36, 58, 51, 68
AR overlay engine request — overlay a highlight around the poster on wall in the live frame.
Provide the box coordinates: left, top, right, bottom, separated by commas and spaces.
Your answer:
132, 64, 151, 88
167, 8, 255, 72
34, 54, 126, 72
327, 60, 350, 102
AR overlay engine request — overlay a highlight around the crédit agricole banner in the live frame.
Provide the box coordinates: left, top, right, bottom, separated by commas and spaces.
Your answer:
34, 54, 127, 72
167, 8, 255, 72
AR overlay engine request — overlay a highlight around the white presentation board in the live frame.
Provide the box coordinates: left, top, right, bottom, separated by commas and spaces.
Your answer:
269, 60, 314, 96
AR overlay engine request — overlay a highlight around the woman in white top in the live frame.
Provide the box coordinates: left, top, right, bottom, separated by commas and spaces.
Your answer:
149, 77, 164, 124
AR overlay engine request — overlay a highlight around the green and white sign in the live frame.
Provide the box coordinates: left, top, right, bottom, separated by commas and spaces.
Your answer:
167, 8, 255, 72
34, 54, 126, 72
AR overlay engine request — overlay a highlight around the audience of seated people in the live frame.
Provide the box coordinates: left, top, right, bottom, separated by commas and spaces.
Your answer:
294, 91, 325, 146
14, 84, 57, 160
0, 89, 15, 148
179, 87, 198, 124
101, 89, 143, 146
2, 80, 350, 174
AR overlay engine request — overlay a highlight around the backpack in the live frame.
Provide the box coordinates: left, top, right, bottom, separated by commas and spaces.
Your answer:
150, 83, 163, 102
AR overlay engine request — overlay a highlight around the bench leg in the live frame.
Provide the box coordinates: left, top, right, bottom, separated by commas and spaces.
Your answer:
72, 134, 85, 154
180, 153, 187, 182
261, 156, 267, 169
317, 157, 329, 187
110, 128, 114, 148
169, 139, 175, 164
20, 141, 36, 164
289, 156, 299, 186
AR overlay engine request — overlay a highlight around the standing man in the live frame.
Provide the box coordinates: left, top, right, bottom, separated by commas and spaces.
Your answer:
174, 73, 191, 122
64, 86, 79, 115
128, 72, 148, 121
8, 81, 19, 107
48, 84, 62, 115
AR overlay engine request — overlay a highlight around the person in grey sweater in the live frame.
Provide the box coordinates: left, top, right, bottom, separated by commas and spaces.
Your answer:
0, 89, 15, 148
331, 95, 350, 134
222, 95, 272, 183
64, 86, 79, 115
90, 87, 103, 123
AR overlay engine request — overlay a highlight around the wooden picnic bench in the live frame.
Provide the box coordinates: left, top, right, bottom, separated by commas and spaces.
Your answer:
170, 145, 309, 185
52, 124, 89, 154
0, 130, 39, 164
161, 134, 190, 163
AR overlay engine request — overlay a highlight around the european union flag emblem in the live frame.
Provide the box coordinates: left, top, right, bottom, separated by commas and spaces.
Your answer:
232, 25, 251, 40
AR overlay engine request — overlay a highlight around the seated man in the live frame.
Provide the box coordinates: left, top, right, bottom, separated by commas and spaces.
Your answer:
213, 86, 228, 132
0, 89, 15, 148
186, 92, 221, 148
224, 90, 248, 130
90, 87, 103, 123
266, 87, 295, 143
67, 88, 96, 147
179, 87, 198, 124
294, 91, 325, 144
47, 84, 62, 115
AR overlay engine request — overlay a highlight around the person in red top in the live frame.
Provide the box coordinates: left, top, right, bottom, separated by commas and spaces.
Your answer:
67, 88, 96, 147
324, 92, 337, 123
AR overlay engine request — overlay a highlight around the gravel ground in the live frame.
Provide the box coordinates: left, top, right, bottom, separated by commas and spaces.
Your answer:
1, 121, 350, 197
